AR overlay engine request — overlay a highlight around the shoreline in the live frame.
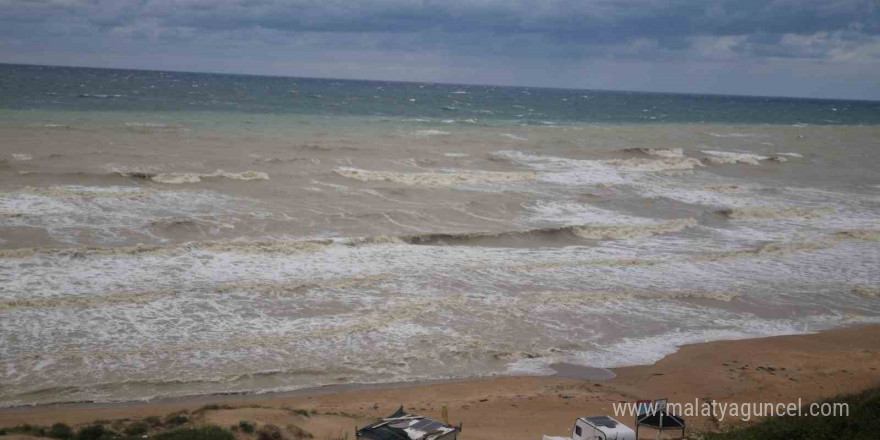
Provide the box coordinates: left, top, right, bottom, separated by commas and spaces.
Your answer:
0, 363, 618, 413
2, 324, 879, 438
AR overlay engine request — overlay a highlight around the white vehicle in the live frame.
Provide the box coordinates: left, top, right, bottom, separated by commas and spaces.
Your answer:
543, 416, 636, 440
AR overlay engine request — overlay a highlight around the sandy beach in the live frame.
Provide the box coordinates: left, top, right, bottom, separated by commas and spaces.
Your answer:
2, 324, 878, 439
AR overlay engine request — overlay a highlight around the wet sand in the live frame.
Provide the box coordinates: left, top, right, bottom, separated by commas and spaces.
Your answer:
2, 324, 879, 439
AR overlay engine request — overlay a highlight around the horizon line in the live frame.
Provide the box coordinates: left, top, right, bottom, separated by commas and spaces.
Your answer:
3, 61, 878, 104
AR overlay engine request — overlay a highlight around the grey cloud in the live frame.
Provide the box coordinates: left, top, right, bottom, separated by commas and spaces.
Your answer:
0, 0, 878, 99
3, 1, 877, 37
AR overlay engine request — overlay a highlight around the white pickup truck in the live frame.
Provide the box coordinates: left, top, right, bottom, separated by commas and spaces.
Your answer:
542, 416, 636, 440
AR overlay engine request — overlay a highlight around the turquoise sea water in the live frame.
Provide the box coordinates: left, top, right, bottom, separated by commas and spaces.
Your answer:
3, 63, 879, 126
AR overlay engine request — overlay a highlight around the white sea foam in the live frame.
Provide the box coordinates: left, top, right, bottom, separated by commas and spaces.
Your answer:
567, 320, 820, 369
501, 133, 528, 141
718, 206, 836, 220
701, 150, 769, 165
11, 153, 33, 161
492, 150, 627, 185
493, 150, 704, 187
708, 132, 766, 138
412, 129, 450, 136
0, 185, 253, 246
853, 285, 880, 298
523, 201, 698, 241
3, 222, 878, 407
124, 122, 171, 128
625, 147, 684, 158
111, 165, 270, 184
333, 167, 539, 185
570, 218, 697, 240
605, 157, 704, 171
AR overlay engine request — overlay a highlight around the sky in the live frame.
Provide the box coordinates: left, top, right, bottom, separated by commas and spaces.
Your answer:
1, 0, 879, 100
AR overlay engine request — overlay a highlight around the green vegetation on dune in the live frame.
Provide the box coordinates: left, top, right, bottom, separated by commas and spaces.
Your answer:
0, 406, 317, 440
697, 387, 880, 440
155, 427, 235, 440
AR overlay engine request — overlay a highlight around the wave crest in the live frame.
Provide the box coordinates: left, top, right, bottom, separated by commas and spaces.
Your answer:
16, 186, 150, 199
700, 150, 786, 166
605, 157, 704, 171
519, 289, 739, 307
0, 290, 175, 311
570, 218, 697, 240
111, 166, 269, 184
717, 207, 835, 220
853, 285, 880, 298
333, 167, 539, 185
623, 148, 684, 158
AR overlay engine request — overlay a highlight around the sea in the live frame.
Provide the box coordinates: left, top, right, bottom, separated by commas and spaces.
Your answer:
1, 63, 879, 407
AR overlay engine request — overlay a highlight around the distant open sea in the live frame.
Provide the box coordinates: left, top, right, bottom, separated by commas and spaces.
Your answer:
1, 63, 879, 407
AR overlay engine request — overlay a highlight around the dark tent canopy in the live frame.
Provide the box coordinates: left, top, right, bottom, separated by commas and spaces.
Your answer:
637, 412, 685, 429
357, 407, 460, 440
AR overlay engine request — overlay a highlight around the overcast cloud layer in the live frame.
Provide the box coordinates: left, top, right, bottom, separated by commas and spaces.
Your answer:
1, 0, 879, 99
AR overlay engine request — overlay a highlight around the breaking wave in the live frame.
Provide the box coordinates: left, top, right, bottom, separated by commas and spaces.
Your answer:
832, 229, 880, 242
1, 275, 394, 311
146, 218, 235, 236
623, 148, 684, 158
695, 229, 880, 263
0, 290, 175, 311
215, 275, 393, 297
517, 289, 739, 307
12, 186, 151, 199
0, 219, 699, 260
853, 285, 880, 298
717, 206, 836, 220
111, 166, 269, 184
333, 167, 539, 185
700, 150, 787, 165
497, 229, 880, 271
704, 184, 753, 193
491, 257, 664, 272
412, 129, 450, 136
389, 218, 698, 245
496, 150, 703, 173
604, 157, 704, 172
501, 133, 528, 141
3, 225, 874, 263
569, 218, 698, 240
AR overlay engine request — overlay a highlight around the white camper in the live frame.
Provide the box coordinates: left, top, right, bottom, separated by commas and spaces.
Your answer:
543, 416, 636, 440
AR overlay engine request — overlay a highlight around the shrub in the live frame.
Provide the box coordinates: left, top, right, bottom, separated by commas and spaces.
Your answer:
48, 423, 74, 439
285, 425, 312, 440
8, 425, 46, 437
74, 425, 106, 440
698, 386, 880, 440
238, 422, 256, 434
154, 427, 236, 440
124, 422, 149, 436
164, 413, 188, 427
144, 417, 162, 428
256, 425, 282, 440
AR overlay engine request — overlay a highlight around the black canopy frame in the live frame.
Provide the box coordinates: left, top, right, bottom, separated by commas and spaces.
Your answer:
634, 399, 685, 439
